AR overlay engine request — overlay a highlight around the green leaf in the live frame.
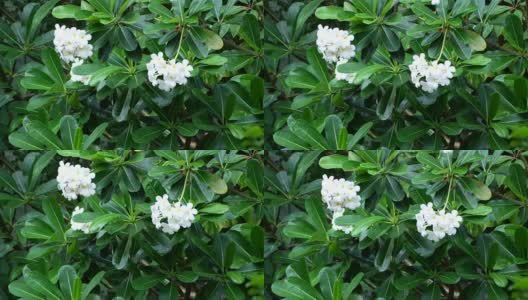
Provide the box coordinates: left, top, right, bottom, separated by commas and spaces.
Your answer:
287, 116, 329, 149
307, 47, 330, 85
324, 115, 343, 150
81, 271, 105, 300
505, 164, 527, 200
283, 218, 317, 239
131, 126, 164, 144
464, 205, 492, 216
504, 15, 524, 50
131, 274, 165, 290
393, 273, 429, 290
59, 265, 78, 300
212, 85, 235, 122
9, 132, 44, 150
21, 219, 54, 240
195, 171, 228, 194
397, 125, 429, 143
83, 122, 108, 149
148, 0, 173, 19
460, 178, 492, 201
42, 48, 65, 85
0, 169, 20, 194
200, 203, 229, 214
21, 71, 55, 90
117, 26, 137, 51
199, 54, 228, 66
29, 151, 56, 190
239, 14, 261, 50
273, 131, 310, 150
272, 278, 323, 300
295, 0, 324, 40
375, 238, 394, 272
319, 267, 337, 300
305, 198, 329, 232
42, 198, 66, 237
52, 5, 86, 19
30, 0, 60, 37
27, 121, 64, 150
416, 152, 443, 170
380, 26, 400, 51
293, 151, 322, 188
60, 116, 79, 150
27, 272, 64, 300
315, 6, 343, 20
348, 122, 373, 149
465, 30, 487, 51
246, 159, 263, 196
8, 281, 45, 300
319, 154, 349, 169
351, 216, 386, 236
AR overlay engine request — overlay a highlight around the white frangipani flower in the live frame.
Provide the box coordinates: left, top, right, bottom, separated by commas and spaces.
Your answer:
53, 24, 93, 63
432, 0, 441, 5
415, 202, 462, 242
321, 175, 361, 212
321, 175, 362, 234
70, 58, 90, 85
70, 206, 91, 234
146, 52, 193, 91
335, 60, 356, 84
409, 53, 456, 93
57, 161, 96, 200
316, 25, 356, 63
150, 194, 198, 234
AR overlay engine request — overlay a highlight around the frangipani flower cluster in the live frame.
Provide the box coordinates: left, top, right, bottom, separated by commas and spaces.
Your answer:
409, 53, 456, 93
70, 206, 91, 234
53, 24, 93, 63
317, 25, 356, 63
316, 25, 357, 84
321, 175, 361, 233
56, 161, 96, 200
150, 194, 198, 234
321, 175, 361, 212
53, 24, 93, 86
415, 202, 462, 242
147, 52, 193, 91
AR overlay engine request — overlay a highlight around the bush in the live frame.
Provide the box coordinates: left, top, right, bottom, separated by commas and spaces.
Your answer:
265, 150, 528, 299
0, 150, 264, 299
265, 0, 528, 149
0, 0, 263, 150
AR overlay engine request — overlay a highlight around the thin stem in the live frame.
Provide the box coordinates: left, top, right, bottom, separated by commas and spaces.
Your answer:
443, 175, 453, 211
178, 169, 190, 203
436, 28, 449, 62
175, 27, 186, 60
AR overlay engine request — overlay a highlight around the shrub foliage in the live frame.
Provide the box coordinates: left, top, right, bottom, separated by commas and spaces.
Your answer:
265, 150, 528, 299
265, 0, 528, 149
0, 150, 264, 299
0, 0, 263, 150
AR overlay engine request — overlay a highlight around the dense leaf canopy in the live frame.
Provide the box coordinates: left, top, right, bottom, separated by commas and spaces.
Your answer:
265, 150, 528, 299
0, 150, 263, 299
265, 0, 528, 149
0, 0, 263, 150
